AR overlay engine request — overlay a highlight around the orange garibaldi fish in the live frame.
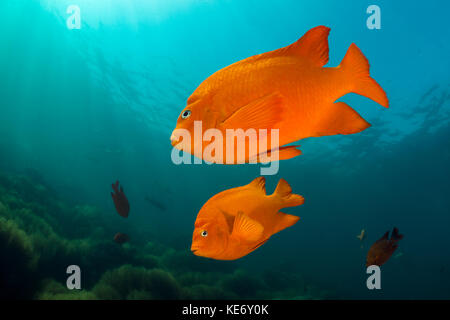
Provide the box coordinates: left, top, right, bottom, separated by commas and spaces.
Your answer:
191, 177, 304, 260
170, 26, 389, 164
366, 227, 403, 267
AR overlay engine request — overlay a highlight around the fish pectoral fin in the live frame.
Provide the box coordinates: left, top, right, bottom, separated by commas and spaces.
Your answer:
231, 211, 264, 243
220, 92, 286, 131
219, 209, 236, 234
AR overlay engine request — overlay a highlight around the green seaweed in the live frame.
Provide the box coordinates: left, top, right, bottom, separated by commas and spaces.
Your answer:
0, 171, 329, 300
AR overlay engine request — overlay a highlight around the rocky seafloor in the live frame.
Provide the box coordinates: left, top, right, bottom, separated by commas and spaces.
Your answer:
0, 171, 330, 300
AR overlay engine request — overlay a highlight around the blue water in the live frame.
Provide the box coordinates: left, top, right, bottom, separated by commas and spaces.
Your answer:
0, 0, 449, 299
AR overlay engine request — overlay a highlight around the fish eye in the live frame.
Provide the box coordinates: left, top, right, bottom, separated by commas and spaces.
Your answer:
181, 110, 191, 119
201, 230, 208, 237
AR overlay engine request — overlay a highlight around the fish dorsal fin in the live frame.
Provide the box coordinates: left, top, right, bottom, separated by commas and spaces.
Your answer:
379, 231, 389, 242
254, 26, 330, 67
220, 92, 286, 130
248, 177, 266, 194
273, 179, 305, 208
274, 178, 293, 197
231, 211, 264, 243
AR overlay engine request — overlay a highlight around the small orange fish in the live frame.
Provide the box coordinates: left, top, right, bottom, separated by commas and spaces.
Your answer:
191, 177, 304, 260
171, 26, 388, 163
366, 227, 403, 267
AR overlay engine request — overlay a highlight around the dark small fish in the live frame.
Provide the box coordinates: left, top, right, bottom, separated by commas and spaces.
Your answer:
111, 180, 130, 218
114, 232, 130, 244
366, 227, 403, 267
144, 195, 166, 212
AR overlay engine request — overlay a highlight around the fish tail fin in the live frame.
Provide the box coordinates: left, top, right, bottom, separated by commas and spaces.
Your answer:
272, 178, 305, 208
391, 227, 403, 241
340, 43, 389, 108
272, 212, 300, 235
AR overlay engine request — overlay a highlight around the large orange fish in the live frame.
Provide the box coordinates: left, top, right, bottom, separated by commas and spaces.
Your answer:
191, 177, 304, 260
171, 26, 388, 163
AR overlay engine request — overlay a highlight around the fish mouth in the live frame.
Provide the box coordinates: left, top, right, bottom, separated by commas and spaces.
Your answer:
191, 246, 200, 255
170, 134, 179, 147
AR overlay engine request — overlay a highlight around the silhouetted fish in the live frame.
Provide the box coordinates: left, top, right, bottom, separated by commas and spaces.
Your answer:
144, 195, 167, 212
366, 227, 403, 267
114, 232, 130, 244
111, 181, 130, 218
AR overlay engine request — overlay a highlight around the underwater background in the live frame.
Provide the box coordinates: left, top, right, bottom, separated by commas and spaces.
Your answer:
0, 0, 449, 300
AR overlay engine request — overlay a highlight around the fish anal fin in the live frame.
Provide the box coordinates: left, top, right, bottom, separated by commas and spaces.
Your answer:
221, 92, 285, 130
339, 43, 389, 108
273, 179, 305, 208
272, 212, 300, 235
248, 177, 266, 194
377, 231, 390, 243
232, 211, 264, 243
250, 239, 268, 252
316, 102, 371, 136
